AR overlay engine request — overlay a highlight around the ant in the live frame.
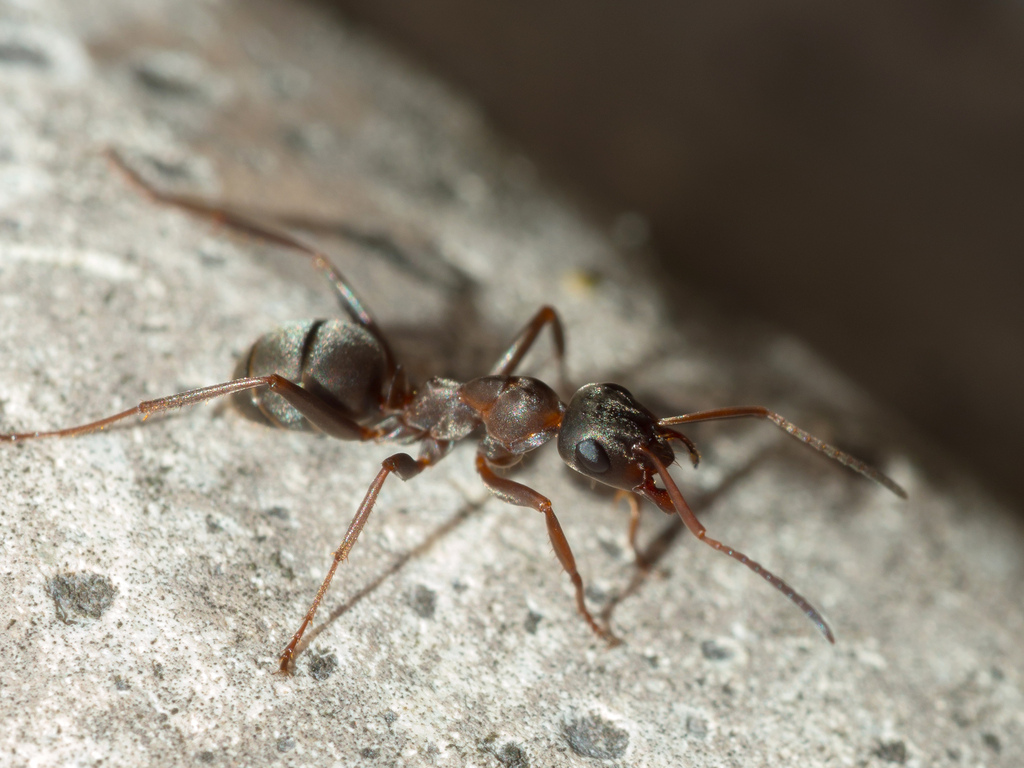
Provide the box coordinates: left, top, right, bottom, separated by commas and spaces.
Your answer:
2, 151, 906, 673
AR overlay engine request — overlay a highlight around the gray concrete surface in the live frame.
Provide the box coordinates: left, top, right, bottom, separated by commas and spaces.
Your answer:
0, 1, 1021, 766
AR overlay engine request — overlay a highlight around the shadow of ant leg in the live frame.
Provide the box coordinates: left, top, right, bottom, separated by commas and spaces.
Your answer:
474, 452, 617, 644
600, 451, 775, 631
105, 149, 400, 377
278, 446, 446, 672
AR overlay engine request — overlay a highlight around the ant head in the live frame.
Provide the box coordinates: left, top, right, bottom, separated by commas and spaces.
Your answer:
557, 383, 675, 491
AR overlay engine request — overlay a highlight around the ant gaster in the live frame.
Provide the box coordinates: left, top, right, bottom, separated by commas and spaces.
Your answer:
2, 152, 906, 672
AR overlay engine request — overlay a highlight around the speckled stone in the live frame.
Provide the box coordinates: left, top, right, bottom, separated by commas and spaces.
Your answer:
0, 2, 1020, 767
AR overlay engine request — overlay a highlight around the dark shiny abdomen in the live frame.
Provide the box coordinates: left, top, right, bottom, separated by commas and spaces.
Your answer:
245, 319, 389, 429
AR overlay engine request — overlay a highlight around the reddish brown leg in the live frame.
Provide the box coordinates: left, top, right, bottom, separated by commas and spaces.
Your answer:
614, 490, 649, 569
106, 149, 399, 380
635, 444, 835, 643
661, 428, 701, 468
0, 374, 378, 443
658, 406, 906, 498
475, 453, 612, 641
488, 305, 569, 391
278, 450, 437, 672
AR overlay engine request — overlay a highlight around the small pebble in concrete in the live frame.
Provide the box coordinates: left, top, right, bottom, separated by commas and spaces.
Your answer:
494, 742, 529, 768
872, 739, 908, 764
524, 610, 542, 634
982, 732, 1001, 753
410, 584, 436, 619
700, 638, 734, 661
0, 38, 49, 69
307, 648, 338, 681
45, 572, 117, 624
133, 50, 209, 99
686, 715, 709, 739
479, 734, 530, 768
564, 714, 629, 760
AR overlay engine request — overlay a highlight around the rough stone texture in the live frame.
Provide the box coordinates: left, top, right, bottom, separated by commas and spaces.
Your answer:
0, 1, 1021, 766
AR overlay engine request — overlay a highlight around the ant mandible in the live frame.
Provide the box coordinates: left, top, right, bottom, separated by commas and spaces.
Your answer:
2, 151, 906, 672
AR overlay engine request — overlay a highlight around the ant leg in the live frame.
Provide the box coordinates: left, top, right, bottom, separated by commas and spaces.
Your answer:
658, 406, 906, 498
105, 150, 398, 379
615, 491, 650, 570
488, 306, 569, 391
661, 428, 700, 468
635, 443, 835, 643
474, 452, 613, 642
279, 445, 445, 671
0, 374, 378, 443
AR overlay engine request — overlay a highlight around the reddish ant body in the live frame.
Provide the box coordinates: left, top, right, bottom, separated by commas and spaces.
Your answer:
2, 153, 905, 672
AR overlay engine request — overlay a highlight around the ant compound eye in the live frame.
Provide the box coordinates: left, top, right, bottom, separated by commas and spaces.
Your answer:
575, 438, 611, 474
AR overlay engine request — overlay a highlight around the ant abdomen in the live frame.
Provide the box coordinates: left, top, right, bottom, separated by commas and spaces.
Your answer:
244, 319, 389, 431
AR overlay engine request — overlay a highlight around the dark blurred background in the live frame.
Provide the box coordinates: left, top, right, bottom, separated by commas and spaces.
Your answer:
327, 0, 1024, 508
